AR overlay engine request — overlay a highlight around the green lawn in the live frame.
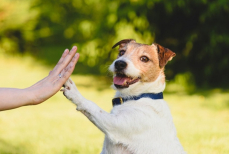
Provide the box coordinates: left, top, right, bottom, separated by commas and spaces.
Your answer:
0, 54, 229, 154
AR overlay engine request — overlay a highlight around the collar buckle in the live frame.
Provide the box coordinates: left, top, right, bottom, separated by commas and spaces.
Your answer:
112, 97, 123, 106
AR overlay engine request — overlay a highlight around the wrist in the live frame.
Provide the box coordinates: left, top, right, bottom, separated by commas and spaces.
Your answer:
23, 87, 37, 106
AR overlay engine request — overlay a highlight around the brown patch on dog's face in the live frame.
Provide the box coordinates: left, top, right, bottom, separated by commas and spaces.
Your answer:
125, 44, 162, 82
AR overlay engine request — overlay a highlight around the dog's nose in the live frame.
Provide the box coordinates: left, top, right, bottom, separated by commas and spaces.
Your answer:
115, 60, 127, 71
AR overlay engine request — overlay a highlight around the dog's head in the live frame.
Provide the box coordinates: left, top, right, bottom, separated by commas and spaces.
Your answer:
109, 39, 175, 94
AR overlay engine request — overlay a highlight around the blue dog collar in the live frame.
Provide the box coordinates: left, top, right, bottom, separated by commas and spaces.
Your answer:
112, 92, 163, 106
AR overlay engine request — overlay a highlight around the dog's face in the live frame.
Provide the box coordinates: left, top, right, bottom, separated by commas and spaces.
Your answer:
109, 39, 175, 91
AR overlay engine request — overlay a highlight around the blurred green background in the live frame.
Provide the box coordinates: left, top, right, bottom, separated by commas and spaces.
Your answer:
1, 0, 229, 88
0, 0, 229, 154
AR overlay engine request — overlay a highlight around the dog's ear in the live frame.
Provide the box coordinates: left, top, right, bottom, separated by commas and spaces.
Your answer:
112, 39, 135, 49
154, 43, 176, 68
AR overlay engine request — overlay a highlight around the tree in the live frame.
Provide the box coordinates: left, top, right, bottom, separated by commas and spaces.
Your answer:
1, 0, 229, 87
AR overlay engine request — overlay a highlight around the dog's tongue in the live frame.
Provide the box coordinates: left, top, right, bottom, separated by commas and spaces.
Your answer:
113, 76, 130, 85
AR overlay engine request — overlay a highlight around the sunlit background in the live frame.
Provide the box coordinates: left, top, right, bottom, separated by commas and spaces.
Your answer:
0, 0, 229, 153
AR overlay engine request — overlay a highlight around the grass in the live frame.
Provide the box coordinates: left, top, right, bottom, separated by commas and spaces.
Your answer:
0, 53, 229, 154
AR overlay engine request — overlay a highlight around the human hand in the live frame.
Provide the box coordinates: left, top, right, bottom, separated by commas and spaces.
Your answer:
27, 46, 79, 105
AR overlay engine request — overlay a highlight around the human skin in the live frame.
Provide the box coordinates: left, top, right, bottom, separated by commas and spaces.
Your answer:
0, 46, 79, 111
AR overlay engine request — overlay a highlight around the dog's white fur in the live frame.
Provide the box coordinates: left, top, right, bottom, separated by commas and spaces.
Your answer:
63, 41, 186, 154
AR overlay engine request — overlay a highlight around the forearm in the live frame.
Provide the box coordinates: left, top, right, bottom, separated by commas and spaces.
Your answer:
0, 88, 34, 111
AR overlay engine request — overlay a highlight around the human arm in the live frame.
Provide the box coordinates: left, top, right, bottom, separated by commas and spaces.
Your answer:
0, 46, 79, 111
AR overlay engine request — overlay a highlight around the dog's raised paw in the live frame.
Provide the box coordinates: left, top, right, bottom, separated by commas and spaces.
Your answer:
62, 78, 77, 101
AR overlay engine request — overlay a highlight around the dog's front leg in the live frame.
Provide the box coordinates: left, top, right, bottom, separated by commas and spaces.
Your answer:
63, 78, 105, 115
63, 78, 143, 144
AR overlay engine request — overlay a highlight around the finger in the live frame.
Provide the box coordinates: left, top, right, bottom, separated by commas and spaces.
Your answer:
60, 53, 79, 79
51, 49, 70, 73
57, 49, 70, 66
58, 49, 70, 63
53, 52, 79, 83
49, 71, 52, 75
58, 52, 79, 82
55, 53, 79, 87
52, 46, 77, 76
50, 49, 69, 76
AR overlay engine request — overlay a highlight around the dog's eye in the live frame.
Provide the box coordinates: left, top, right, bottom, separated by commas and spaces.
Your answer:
140, 56, 149, 62
119, 50, 125, 56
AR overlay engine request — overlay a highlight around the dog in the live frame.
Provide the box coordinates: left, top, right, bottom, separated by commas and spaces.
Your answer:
62, 39, 186, 154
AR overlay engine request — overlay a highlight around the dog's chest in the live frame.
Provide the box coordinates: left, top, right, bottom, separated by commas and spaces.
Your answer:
100, 99, 185, 154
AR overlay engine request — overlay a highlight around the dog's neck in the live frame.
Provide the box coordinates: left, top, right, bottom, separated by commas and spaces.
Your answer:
113, 72, 166, 98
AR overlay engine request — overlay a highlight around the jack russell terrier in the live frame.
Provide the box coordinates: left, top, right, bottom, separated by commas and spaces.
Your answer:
62, 39, 186, 154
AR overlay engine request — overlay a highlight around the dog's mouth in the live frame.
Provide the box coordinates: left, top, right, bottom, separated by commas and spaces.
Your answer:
113, 73, 140, 89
